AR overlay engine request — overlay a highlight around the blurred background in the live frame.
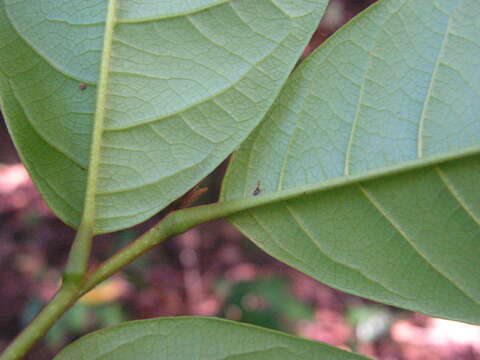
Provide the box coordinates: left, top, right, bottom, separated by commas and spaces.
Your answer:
1, 1, 479, 359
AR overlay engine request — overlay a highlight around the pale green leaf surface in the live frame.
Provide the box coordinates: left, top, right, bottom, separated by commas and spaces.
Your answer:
0, 0, 328, 233
54, 317, 370, 360
222, 0, 480, 323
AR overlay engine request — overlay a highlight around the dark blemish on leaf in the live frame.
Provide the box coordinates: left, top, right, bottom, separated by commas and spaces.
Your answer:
253, 181, 261, 196
78, 83, 87, 91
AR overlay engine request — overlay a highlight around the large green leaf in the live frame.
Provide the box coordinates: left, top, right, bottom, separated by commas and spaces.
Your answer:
0, 0, 327, 233
221, 0, 480, 323
54, 317, 370, 359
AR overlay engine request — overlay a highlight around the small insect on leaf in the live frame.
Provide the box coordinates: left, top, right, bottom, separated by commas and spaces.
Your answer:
78, 83, 87, 91
253, 181, 261, 196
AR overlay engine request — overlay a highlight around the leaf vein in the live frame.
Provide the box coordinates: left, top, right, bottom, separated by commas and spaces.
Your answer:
359, 184, 480, 306
285, 204, 409, 299
417, 1, 458, 158
435, 166, 480, 226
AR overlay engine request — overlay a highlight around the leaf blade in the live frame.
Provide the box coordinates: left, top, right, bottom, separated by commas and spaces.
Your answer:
53, 317, 370, 360
221, 0, 480, 323
0, 0, 329, 233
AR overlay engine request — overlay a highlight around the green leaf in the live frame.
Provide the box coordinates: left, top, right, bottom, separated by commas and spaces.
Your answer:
53, 317, 370, 360
0, 0, 328, 233
221, 0, 480, 324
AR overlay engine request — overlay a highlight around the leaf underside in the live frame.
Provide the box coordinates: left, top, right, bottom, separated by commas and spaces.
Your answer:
54, 317, 370, 360
222, 0, 480, 323
0, 0, 328, 233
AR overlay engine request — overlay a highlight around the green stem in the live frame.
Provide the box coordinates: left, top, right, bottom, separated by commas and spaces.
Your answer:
80, 215, 179, 295
79, 143, 480, 294
2, 144, 478, 359
75, 143, 480, 294
0, 190, 287, 360
0, 282, 80, 360
64, 224, 94, 282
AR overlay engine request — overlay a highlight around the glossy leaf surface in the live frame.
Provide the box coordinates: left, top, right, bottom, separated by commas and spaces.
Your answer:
222, 0, 480, 323
0, 0, 327, 233
54, 317, 370, 360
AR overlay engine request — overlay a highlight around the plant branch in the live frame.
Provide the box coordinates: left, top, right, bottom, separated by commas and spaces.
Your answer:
64, 224, 94, 282
80, 143, 480, 295
2, 144, 478, 360
0, 283, 80, 360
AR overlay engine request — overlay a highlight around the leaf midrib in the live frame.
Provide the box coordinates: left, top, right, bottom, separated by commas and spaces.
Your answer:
222, 147, 480, 311
80, 0, 118, 230
221, 145, 480, 215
